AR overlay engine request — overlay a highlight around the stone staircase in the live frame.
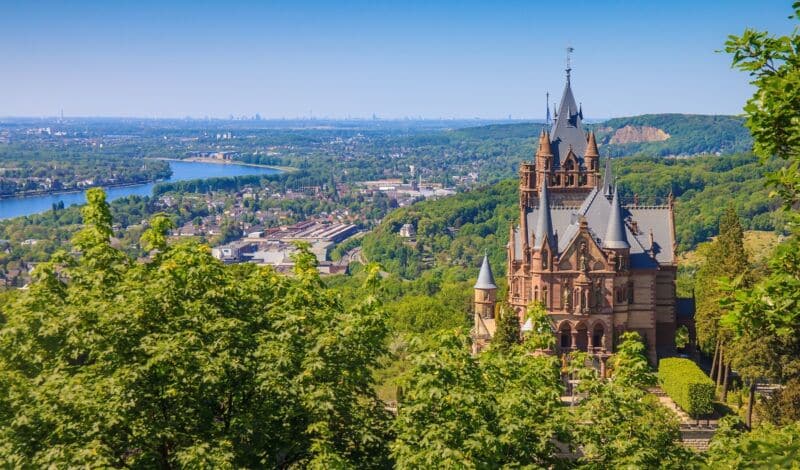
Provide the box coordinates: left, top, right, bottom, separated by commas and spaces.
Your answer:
647, 386, 718, 452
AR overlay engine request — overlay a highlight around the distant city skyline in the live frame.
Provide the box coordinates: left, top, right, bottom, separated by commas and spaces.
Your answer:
0, 1, 795, 119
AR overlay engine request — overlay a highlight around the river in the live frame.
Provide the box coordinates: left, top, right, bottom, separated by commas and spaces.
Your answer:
0, 160, 282, 220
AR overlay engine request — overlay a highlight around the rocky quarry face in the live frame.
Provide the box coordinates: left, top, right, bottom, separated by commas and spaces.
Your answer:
609, 125, 670, 144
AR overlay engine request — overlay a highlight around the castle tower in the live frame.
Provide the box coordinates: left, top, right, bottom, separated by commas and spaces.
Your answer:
535, 130, 553, 192
472, 254, 498, 353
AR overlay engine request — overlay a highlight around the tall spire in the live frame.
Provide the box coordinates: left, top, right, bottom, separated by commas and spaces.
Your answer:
550, 50, 586, 164
601, 157, 614, 198
545, 92, 551, 125
535, 182, 555, 249
566, 46, 574, 83
603, 187, 630, 249
474, 254, 497, 289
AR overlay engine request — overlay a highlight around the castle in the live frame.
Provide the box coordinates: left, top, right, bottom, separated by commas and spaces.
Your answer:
473, 67, 680, 366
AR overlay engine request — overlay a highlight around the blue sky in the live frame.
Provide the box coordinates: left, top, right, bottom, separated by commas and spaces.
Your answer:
0, 1, 795, 119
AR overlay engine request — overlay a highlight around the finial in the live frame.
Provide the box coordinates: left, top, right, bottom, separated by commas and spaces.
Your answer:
566, 46, 574, 81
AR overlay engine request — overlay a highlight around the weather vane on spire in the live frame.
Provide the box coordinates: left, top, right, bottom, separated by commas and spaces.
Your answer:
566, 45, 574, 80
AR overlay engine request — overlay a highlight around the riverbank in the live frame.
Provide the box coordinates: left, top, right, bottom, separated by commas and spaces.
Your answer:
0, 160, 284, 220
150, 157, 296, 173
0, 179, 165, 200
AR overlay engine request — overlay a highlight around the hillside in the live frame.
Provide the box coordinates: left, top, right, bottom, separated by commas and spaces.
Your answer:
594, 114, 752, 157
447, 114, 752, 158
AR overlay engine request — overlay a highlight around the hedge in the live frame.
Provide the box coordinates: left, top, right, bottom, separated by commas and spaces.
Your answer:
657, 358, 715, 418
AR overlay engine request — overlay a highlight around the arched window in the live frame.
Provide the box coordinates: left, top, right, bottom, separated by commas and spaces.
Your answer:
543, 286, 549, 305
627, 281, 635, 304
616, 288, 624, 303
534, 286, 539, 301
542, 251, 548, 269
560, 329, 571, 348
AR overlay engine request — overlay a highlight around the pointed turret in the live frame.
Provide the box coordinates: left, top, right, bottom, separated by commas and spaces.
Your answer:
601, 157, 614, 198
585, 131, 599, 158
603, 187, 630, 249
534, 183, 555, 249
536, 129, 552, 157
474, 254, 498, 290
583, 131, 600, 186
550, 67, 587, 165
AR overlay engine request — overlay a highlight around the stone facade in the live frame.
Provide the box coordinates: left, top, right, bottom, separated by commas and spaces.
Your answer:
473, 70, 678, 364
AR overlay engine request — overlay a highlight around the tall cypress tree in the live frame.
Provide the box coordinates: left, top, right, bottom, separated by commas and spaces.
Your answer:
695, 203, 750, 399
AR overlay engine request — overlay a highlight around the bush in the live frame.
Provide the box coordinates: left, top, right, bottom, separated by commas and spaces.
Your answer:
658, 358, 715, 418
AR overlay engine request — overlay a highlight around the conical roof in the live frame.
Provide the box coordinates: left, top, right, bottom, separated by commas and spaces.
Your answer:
603, 187, 630, 249
474, 254, 497, 290
585, 131, 599, 157
537, 129, 552, 157
534, 183, 555, 249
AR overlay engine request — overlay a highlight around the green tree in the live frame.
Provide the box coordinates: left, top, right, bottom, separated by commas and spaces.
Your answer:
392, 330, 564, 468
723, 2, 800, 428
695, 204, 750, 400
491, 303, 521, 352
609, 331, 656, 389
706, 417, 800, 468
0, 189, 392, 468
570, 362, 695, 468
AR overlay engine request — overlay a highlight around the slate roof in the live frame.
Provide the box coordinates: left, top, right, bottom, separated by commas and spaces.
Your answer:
603, 187, 630, 250
475, 254, 498, 289
549, 72, 587, 167
514, 187, 674, 268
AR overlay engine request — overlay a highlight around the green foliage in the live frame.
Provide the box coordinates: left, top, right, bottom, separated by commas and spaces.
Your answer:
491, 304, 521, 352
571, 380, 694, 468
0, 145, 171, 197
706, 417, 800, 468
595, 114, 752, 157
391, 330, 564, 468
760, 378, 800, 425
361, 179, 517, 278
610, 331, 656, 389
0, 189, 392, 468
675, 325, 690, 350
658, 358, 716, 418
694, 204, 750, 351
139, 212, 174, 252
523, 301, 555, 351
